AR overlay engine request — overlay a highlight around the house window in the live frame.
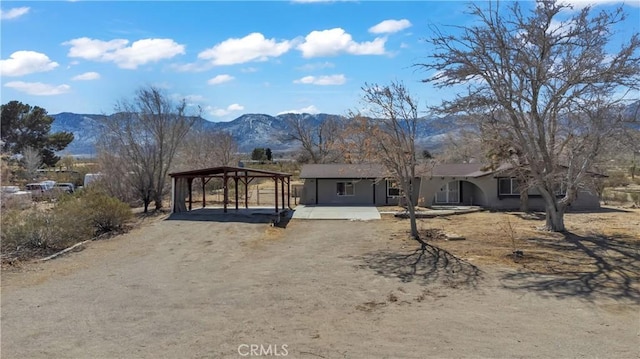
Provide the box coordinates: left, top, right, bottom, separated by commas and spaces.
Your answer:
387, 180, 402, 197
498, 178, 520, 195
554, 182, 567, 196
337, 182, 354, 196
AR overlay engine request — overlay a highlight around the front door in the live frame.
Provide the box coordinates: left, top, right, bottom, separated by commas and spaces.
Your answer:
434, 181, 460, 204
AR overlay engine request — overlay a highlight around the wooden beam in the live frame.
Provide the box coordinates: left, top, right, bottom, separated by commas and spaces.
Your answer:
274, 176, 279, 213
281, 176, 285, 210
287, 176, 291, 209
188, 178, 193, 211
244, 172, 249, 209
234, 176, 239, 210
223, 170, 228, 213
171, 176, 176, 213
202, 177, 206, 208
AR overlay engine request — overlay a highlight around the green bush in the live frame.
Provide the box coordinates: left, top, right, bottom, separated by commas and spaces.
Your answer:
77, 188, 132, 235
1, 209, 56, 252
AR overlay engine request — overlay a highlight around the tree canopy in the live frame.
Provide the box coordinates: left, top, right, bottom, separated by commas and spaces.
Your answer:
97, 86, 198, 212
1, 100, 74, 167
349, 81, 425, 244
417, 0, 640, 231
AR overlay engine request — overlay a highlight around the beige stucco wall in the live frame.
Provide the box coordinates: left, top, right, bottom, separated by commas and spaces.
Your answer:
300, 178, 421, 206
418, 176, 601, 211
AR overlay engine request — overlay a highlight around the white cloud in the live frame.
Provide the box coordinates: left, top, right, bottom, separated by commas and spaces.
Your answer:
171, 62, 212, 72
297, 61, 335, 71
183, 94, 206, 103
0, 51, 59, 77
208, 103, 245, 117
369, 19, 412, 34
72, 72, 100, 81
63, 37, 185, 69
562, 0, 640, 9
297, 28, 386, 58
241, 67, 259, 73
0, 7, 30, 20
4, 81, 71, 96
277, 105, 320, 115
198, 33, 292, 65
294, 74, 346, 85
207, 74, 235, 85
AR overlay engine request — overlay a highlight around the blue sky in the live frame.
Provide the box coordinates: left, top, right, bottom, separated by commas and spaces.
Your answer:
1, 1, 639, 122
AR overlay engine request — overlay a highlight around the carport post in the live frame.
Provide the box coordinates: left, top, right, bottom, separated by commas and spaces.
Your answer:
234, 176, 239, 210
244, 172, 249, 209
223, 171, 228, 213
202, 177, 206, 208
274, 176, 279, 213
188, 178, 193, 211
281, 176, 285, 210
287, 176, 291, 209
170, 176, 175, 213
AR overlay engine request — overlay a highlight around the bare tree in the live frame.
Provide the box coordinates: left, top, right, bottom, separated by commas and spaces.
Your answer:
177, 125, 238, 171
21, 146, 42, 180
281, 114, 342, 164
438, 129, 483, 164
350, 81, 426, 245
97, 86, 199, 212
417, 0, 640, 231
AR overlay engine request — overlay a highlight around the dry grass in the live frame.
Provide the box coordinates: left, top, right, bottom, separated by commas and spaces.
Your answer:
383, 207, 640, 274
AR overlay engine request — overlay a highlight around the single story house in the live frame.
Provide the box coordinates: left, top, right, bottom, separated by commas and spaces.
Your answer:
299, 163, 418, 206
299, 163, 601, 211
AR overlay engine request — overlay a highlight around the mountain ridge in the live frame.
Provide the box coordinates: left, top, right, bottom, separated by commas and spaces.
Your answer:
50, 112, 451, 156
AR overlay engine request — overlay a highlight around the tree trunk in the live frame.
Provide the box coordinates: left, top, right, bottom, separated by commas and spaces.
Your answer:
519, 188, 529, 212
407, 202, 419, 239
544, 203, 566, 232
405, 195, 427, 249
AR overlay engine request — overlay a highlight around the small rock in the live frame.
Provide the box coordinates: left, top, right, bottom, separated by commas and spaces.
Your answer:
445, 233, 466, 241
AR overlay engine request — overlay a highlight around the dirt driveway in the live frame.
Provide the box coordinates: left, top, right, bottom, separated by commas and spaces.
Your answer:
1, 213, 638, 358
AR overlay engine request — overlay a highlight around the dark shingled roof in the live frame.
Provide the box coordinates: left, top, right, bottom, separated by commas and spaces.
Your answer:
300, 163, 388, 179
300, 163, 511, 179
428, 163, 510, 178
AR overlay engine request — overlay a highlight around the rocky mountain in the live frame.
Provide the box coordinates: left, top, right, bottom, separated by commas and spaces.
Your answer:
50, 112, 453, 156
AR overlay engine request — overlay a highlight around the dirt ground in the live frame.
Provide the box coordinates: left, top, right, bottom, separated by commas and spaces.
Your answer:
1, 207, 639, 358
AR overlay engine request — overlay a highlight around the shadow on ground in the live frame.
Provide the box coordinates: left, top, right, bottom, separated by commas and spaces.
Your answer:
501, 232, 640, 303
353, 242, 482, 288
510, 207, 632, 222
166, 208, 292, 227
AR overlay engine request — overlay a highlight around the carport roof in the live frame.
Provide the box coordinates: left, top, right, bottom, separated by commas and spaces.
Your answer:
169, 166, 290, 178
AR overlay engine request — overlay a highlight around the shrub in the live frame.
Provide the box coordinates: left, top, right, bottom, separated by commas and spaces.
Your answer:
78, 187, 132, 235
1, 187, 132, 258
602, 189, 629, 204
603, 171, 630, 188
630, 192, 640, 206
1, 209, 56, 253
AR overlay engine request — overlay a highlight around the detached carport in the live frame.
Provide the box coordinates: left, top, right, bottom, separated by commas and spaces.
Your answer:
169, 166, 292, 215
